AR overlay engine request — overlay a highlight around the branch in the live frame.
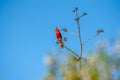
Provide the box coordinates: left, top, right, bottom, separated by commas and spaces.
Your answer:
67, 31, 78, 37
74, 7, 82, 57
82, 29, 104, 45
82, 33, 98, 45
64, 45, 79, 58
74, 7, 83, 72
61, 28, 78, 37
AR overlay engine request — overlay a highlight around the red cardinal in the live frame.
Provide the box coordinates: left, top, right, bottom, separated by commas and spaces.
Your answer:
55, 27, 64, 48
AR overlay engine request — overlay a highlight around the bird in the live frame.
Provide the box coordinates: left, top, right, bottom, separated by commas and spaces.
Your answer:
55, 27, 64, 48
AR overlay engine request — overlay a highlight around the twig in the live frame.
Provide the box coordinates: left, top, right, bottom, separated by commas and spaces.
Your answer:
82, 33, 98, 45
67, 31, 79, 37
64, 45, 79, 58
82, 29, 104, 45
56, 40, 79, 58
74, 7, 82, 58
61, 28, 78, 37
79, 12, 87, 19
74, 7, 83, 71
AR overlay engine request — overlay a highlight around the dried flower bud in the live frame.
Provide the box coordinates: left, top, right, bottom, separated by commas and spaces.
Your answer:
97, 29, 104, 34
61, 28, 68, 32
75, 7, 78, 11
83, 12, 87, 16
64, 37, 67, 42
74, 17, 79, 21
73, 10, 75, 12
56, 40, 59, 44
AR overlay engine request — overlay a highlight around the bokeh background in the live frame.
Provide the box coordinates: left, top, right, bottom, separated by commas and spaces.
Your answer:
0, 0, 120, 80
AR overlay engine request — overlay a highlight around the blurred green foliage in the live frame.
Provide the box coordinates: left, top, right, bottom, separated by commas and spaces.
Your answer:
43, 39, 120, 80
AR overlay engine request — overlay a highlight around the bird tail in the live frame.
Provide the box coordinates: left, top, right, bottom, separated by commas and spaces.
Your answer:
59, 40, 64, 48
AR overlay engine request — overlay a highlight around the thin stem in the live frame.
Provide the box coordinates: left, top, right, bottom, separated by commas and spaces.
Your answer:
64, 45, 79, 58
67, 31, 78, 37
75, 8, 82, 58
82, 33, 98, 45
79, 15, 84, 18
74, 7, 83, 73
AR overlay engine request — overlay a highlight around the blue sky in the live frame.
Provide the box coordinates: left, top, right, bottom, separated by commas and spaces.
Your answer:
0, 0, 120, 80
